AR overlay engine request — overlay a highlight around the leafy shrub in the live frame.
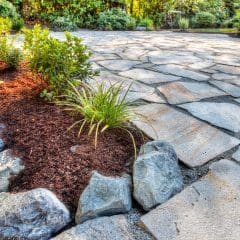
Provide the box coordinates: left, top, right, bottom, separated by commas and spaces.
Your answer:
192, 12, 216, 28
152, 12, 166, 29
233, 13, 240, 33
58, 81, 137, 156
23, 25, 95, 100
178, 18, 189, 31
11, 17, 24, 31
0, 0, 24, 31
50, 16, 78, 31
0, 17, 12, 33
98, 8, 136, 30
0, 18, 21, 69
0, 0, 18, 19
138, 18, 154, 31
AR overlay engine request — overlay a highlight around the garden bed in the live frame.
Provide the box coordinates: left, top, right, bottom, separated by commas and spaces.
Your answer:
0, 63, 145, 214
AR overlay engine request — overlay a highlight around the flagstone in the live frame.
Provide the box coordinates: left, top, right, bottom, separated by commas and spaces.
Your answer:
98, 60, 141, 71
232, 147, 240, 162
158, 81, 225, 104
140, 159, 240, 240
119, 69, 181, 84
212, 73, 238, 81
180, 102, 240, 133
212, 65, 240, 75
152, 64, 210, 81
211, 81, 240, 97
132, 104, 239, 167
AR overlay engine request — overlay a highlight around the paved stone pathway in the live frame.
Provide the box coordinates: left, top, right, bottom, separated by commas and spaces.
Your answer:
140, 159, 240, 240
49, 31, 240, 167
16, 30, 240, 239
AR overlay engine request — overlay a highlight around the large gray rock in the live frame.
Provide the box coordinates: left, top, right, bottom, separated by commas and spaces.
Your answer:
140, 159, 240, 240
52, 215, 134, 240
133, 141, 183, 211
0, 124, 6, 152
75, 172, 132, 224
0, 149, 24, 192
0, 188, 71, 240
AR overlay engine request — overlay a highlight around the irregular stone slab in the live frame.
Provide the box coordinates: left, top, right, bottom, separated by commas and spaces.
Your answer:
212, 73, 238, 81
98, 60, 140, 71
152, 64, 210, 81
75, 172, 132, 224
91, 53, 120, 61
148, 52, 201, 65
211, 81, 240, 97
212, 64, 240, 75
119, 68, 181, 84
0, 188, 71, 240
0, 124, 6, 152
0, 149, 24, 192
133, 141, 183, 211
236, 98, 240, 103
140, 159, 240, 240
93, 71, 154, 94
132, 104, 240, 167
180, 102, 240, 133
52, 215, 134, 240
158, 81, 225, 104
189, 60, 214, 70
232, 147, 240, 162
126, 91, 165, 103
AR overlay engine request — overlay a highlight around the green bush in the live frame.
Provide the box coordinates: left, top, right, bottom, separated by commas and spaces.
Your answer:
0, 0, 18, 19
0, 0, 24, 31
50, 16, 78, 31
178, 18, 189, 31
0, 17, 12, 33
233, 13, 240, 33
11, 17, 24, 31
23, 25, 96, 100
0, 18, 22, 69
192, 12, 216, 28
138, 18, 154, 31
58, 81, 137, 157
98, 8, 136, 30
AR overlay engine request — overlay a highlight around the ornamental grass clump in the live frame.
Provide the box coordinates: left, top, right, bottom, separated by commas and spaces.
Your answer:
178, 18, 189, 31
58, 81, 137, 157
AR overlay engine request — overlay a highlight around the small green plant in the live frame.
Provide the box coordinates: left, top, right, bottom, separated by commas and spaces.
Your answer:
98, 8, 136, 30
0, 0, 24, 31
138, 18, 154, 31
178, 18, 189, 31
0, 17, 12, 33
50, 16, 78, 31
23, 25, 96, 100
58, 81, 137, 157
192, 12, 216, 28
0, 17, 22, 69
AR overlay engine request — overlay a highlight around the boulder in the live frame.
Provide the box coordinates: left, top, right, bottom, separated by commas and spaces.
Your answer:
0, 149, 24, 192
133, 141, 183, 211
0, 124, 6, 152
75, 171, 132, 224
52, 215, 133, 240
0, 188, 71, 240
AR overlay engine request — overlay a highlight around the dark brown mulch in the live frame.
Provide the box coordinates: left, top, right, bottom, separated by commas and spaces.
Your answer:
0, 63, 145, 214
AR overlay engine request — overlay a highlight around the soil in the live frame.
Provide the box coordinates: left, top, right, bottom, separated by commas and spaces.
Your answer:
0, 63, 145, 214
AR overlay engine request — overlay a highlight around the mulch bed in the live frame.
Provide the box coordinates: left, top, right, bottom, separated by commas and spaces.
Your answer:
0, 63, 145, 214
